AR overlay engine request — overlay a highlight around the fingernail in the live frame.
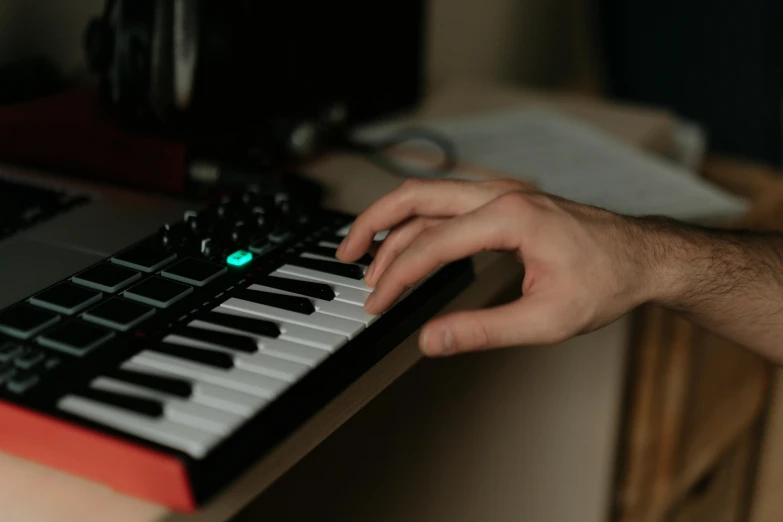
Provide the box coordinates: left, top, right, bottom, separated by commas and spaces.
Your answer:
364, 261, 376, 282
422, 327, 454, 355
441, 328, 455, 354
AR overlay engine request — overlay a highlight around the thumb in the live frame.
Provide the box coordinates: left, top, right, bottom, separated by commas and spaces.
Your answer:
418, 295, 575, 356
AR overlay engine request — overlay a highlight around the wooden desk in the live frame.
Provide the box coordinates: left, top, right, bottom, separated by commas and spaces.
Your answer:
0, 83, 677, 522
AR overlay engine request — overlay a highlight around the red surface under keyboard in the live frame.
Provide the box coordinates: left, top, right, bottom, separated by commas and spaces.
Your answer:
0, 399, 195, 511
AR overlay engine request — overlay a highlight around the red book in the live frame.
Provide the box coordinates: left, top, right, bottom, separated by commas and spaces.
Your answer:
0, 87, 187, 194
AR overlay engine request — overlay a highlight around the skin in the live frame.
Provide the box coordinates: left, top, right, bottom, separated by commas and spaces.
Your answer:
336, 178, 783, 363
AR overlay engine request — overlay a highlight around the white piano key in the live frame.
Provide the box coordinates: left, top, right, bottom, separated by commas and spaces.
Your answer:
212, 307, 348, 351
335, 223, 352, 237
234, 352, 309, 381
165, 331, 310, 382
300, 252, 338, 263
188, 318, 330, 366
90, 377, 243, 436
221, 297, 365, 338
270, 270, 371, 306
247, 284, 378, 326
131, 350, 286, 399
300, 252, 369, 269
318, 240, 341, 249
120, 361, 262, 417
257, 338, 330, 366
276, 264, 374, 292
58, 395, 217, 458
332, 285, 373, 306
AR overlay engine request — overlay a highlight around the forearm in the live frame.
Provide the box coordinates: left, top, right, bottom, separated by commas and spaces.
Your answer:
639, 216, 783, 362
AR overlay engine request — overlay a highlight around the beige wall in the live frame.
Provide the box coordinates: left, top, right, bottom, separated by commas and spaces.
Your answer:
0, 0, 602, 90
426, 0, 602, 92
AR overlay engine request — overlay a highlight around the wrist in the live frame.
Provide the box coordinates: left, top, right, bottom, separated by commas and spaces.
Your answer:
625, 215, 704, 309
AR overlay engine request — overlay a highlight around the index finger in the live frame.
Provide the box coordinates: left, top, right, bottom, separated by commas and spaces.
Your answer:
337, 178, 522, 262
365, 201, 518, 314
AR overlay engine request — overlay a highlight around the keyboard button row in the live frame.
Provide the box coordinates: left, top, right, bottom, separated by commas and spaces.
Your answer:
71, 258, 226, 300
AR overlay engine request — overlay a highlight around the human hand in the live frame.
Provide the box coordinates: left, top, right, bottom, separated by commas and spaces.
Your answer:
336, 178, 658, 356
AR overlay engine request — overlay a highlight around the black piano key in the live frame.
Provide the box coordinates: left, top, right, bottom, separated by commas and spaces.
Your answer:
78, 388, 164, 417
256, 275, 335, 301
306, 245, 340, 258
110, 368, 192, 398
175, 325, 259, 353
305, 246, 373, 266
200, 311, 280, 338
288, 257, 365, 280
234, 289, 315, 315
151, 342, 235, 369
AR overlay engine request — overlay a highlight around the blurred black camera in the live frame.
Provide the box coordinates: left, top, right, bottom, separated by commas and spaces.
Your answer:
83, 0, 426, 166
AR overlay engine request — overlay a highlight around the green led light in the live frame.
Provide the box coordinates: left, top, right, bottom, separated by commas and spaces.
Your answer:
227, 250, 253, 267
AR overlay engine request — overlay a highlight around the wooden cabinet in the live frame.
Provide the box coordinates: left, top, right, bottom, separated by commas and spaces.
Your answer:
666, 432, 755, 522
614, 156, 783, 522
613, 305, 770, 522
